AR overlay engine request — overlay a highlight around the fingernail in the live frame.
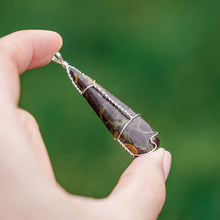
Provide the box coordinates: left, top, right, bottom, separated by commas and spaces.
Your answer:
163, 151, 172, 181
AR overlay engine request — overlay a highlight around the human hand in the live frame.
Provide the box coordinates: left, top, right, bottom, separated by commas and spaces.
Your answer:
0, 30, 171, 220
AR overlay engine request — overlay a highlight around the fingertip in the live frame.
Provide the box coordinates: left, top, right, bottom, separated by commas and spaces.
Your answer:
132, 147, 166, 168
138, 148, 171, 181
27, 30, 63, 69
163, 150, 172, 181
43, 30, 63, 51
0, 29, 64, 72
51, 31, 63, 47
0, 30, 65, 106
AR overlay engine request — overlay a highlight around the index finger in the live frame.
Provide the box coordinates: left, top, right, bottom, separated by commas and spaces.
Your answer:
0, 30, 62, 106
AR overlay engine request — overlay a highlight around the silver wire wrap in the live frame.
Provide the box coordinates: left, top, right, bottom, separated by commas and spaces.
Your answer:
150, 131, 159, 148
52, 52, 69, 69
81, 83, 95, 95
52, 53, 85, 95
116, 114, 140, 141
52, 52, 159, 156
117, 138, 158, 157
93, 82, 133, 119
53, 53, 132, 119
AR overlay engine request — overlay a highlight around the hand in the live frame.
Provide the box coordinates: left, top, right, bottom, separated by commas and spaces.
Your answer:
0, 30, 171, 220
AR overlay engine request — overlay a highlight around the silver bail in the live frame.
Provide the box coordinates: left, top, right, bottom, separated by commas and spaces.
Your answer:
52, 52, 69, 69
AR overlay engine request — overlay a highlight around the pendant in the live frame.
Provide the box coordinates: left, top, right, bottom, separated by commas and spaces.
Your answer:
52, 52, 159, 157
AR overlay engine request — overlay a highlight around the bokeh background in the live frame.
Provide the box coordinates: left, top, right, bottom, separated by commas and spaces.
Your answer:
1, 0, 219, 219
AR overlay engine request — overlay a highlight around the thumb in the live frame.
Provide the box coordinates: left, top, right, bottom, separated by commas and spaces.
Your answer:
109, 148, 171, 220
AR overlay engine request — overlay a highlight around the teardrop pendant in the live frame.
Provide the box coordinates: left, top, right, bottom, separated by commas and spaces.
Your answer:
52, 52, 159, 157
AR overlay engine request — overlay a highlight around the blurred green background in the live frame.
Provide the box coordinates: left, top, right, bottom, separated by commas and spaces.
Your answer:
1, 0, 219, 219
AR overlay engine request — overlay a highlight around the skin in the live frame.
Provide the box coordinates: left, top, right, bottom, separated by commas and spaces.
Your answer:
0, 30, 172, 220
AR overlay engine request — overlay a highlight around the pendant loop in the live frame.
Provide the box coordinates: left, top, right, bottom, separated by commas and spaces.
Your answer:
52, 52, 69, 69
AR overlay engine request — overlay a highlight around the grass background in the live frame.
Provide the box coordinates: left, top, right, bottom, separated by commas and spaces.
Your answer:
1, 0, 220, 219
